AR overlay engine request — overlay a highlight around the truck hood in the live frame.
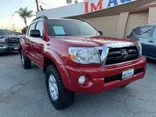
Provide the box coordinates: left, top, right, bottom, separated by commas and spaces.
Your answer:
52, 36, 136, 47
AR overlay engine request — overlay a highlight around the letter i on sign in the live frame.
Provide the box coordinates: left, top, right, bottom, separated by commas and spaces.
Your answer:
84, 1, 89, 13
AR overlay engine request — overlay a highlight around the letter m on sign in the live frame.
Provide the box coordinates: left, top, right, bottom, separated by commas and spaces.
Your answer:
91, 0, 103, 12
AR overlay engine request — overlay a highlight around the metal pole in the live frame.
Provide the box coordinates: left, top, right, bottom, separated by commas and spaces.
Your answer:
35, 0, 39, 11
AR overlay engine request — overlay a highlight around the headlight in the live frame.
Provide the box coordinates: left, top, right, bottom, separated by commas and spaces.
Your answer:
68, 47, 100, 64
138, 42, 142, 56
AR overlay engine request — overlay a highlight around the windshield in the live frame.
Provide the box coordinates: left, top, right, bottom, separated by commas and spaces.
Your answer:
0, 30, 10, 35
47, 20, 100, 36
133, 26, 153, 37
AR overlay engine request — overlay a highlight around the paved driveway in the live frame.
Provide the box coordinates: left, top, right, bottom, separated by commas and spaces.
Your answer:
0, 53, 156, 117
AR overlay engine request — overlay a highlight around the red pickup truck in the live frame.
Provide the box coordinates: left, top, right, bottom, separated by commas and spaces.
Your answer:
19, 16, 146, 110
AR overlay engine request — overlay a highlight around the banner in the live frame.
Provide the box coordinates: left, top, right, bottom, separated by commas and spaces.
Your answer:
37, 0, 136, 18
84, 0, 136, 13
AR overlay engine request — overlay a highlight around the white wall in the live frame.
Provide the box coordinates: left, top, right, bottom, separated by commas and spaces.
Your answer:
148, 7, 156, 24
37, 0, 136, 18
85, 15, 119, 37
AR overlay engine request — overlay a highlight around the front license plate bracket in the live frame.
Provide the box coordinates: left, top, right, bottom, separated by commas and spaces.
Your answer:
122, 69, 134, 80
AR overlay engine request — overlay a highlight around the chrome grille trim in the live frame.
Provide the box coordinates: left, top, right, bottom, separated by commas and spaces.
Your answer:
100, 46, 109, 66
97, 42, 140, 66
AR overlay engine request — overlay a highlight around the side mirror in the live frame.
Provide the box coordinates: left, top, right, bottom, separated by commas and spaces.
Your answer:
98, 31, 103, 36
30, 30, 41, 37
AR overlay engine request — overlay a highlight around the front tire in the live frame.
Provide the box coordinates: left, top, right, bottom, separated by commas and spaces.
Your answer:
20, 51, 31, 69
46, 65, 75, 110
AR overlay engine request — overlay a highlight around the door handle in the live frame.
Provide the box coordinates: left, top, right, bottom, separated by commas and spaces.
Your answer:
148, 40, 153, 43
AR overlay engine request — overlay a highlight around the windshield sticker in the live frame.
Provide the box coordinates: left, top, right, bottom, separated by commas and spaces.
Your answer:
53, 26, 65, 35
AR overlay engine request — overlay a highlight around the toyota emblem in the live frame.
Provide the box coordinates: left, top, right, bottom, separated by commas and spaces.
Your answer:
121, 49, 128, 59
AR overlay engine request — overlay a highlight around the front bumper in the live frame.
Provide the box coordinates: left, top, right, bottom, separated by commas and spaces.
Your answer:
0, 44, 19, 52
61, 56, 146, 93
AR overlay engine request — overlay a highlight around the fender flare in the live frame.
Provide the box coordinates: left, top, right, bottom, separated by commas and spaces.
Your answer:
44, 49, 72, 91
19, 38, 26, 54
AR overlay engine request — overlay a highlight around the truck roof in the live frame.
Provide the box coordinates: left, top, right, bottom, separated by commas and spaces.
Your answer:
33, 16, 83, 22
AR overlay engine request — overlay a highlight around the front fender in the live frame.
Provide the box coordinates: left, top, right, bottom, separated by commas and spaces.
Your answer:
19, 38, 27, 54
44, 49, 73, 91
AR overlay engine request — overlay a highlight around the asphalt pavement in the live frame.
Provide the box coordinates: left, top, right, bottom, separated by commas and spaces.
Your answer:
0, 53, 156, 117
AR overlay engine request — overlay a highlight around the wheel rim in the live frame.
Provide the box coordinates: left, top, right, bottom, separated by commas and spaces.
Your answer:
48, 74, 59, 101
21, 54, 24, 65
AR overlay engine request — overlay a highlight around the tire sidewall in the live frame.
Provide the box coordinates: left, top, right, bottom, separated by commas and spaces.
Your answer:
20, 52, 25, 67
46, 67, 60, 106
20, 51, 31, 69
45, 65, 75, 110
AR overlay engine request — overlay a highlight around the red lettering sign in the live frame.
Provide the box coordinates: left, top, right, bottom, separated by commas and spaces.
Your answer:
84, 1, 89, 13
84, 0, 103, 13
91, 0, 103, 12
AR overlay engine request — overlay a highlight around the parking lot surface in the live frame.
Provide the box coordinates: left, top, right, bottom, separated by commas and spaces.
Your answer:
0, 53, 156, 117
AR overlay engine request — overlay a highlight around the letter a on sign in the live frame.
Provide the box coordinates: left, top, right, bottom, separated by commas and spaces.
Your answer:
120, 0, 131, 3
107, 0, 118, 7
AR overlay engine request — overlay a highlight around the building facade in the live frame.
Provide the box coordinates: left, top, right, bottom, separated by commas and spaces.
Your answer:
37, 0, 156, 38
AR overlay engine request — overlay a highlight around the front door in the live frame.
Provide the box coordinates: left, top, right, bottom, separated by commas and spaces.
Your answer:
139, 36, 153, 57
32, 21, 45, 68
25, 23, 36, 59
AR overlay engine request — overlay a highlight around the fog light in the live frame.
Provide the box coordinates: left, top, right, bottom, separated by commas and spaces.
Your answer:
78, 76, 86, 85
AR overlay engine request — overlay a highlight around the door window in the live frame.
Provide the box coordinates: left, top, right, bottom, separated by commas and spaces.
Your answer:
27, 23, 36, 36
36, 21, 44, 36
152, 28, 156, 39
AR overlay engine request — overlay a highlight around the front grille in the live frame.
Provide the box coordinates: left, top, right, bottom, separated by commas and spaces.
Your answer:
7, 43, 19, 47
104, 68, 144, 83
104, 74, 121, 83
0, 44, 5, 47
105, 46, 139, 65
6, 38, 19, 44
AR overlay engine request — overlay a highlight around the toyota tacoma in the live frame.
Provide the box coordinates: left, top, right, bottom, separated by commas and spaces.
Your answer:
19, 16, 146, 110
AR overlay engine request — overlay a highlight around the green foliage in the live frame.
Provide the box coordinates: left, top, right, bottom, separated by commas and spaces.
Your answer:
16, 7, 34, 27
21, 27, 27, 34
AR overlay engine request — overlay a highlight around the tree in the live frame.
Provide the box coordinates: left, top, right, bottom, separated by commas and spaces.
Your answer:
21, 27, 27, 34
16, 7, 34, 28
